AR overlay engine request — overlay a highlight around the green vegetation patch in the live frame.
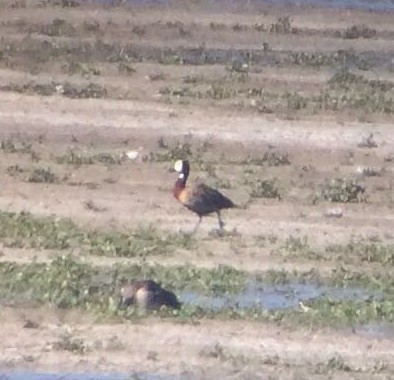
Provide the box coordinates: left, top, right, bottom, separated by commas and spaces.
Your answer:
0, 256, 392, 327
323, 70, 394, 113
0, 81, 107, 99
1, 139, 33, 154
278, 236, 324, 260
27, 167, 58, 183
144, 138, 193, 162
246, 178, 282, 200
326, 242, 394, 265
239, 151, 291, 167
0, 256, 247, 310
315, 178, 366, 203
289, 49, 369, 70
54, 150, 123, 166
330, 266, 394, 293
0, 211, 193, 257
0, 257, 98, 308
278, 298, 394, 327
259, 266, 394, 294
276, 234, 394, 268
6, 165, 58, 183
177, 298, 394, 328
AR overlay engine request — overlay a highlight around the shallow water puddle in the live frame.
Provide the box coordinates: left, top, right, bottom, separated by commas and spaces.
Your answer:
180, 281, 379, 310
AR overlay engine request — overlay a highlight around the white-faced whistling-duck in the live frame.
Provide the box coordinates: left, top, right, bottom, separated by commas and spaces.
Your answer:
119, 280, 181, 310
173, 159, 236, 233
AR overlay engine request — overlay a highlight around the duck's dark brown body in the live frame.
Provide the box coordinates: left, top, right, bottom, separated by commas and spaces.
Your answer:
173, 160, 236, 232
173, 181, 235, 217
119, 280, 180, 310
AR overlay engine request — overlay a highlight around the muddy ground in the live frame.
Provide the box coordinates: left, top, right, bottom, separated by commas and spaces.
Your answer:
0, 0, 393, 379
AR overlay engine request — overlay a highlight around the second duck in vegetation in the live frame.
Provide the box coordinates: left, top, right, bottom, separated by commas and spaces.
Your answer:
119, 280, 181, 310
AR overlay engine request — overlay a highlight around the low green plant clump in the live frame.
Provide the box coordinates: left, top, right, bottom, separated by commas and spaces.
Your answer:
62, 82, 107, 99
280, 236, 324, 260
1, 139, 33, 154
144, 138, 193, 162
53, 331, 88, 354
39, 18, 75, 37
6, 165, 58, 183
67, 61, 101, 77
0, 82, 57, 96
282, 298, 394, 327
330, 266, 394, 293
315, 178, 366, 203
326, 242, 394, 265
1, 139, 40, 161
0, 81, 107, 99
27, 167, 58, 183
54, 150, 122, 166
289, 49, 369, 70
260, 266, 394, 294
246, 178, 282, 200
239, 151, 291, 166
343, 24, 377, 39
322, 70, 394, 113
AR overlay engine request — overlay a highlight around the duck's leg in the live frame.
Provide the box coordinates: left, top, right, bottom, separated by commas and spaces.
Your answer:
192, 215, 202, 234
216, 210, 225, 231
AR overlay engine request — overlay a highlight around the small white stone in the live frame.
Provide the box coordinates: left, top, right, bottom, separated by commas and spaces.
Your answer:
324, 208, 343, 218
126, 151, 139, 160
55, 84, 64, 94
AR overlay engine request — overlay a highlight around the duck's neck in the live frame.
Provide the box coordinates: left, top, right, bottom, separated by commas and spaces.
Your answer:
173, 172, 187, 199
175, 172, 188, 188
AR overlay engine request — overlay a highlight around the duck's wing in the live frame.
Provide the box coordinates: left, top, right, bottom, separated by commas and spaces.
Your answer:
180, 183, 234, 215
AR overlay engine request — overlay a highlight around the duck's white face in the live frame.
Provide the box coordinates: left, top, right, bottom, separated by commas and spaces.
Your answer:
174, 160, 184, 173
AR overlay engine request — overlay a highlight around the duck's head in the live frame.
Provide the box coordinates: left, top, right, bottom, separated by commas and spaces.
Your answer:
174, 159, 190, 180
118, 283, 136, 308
